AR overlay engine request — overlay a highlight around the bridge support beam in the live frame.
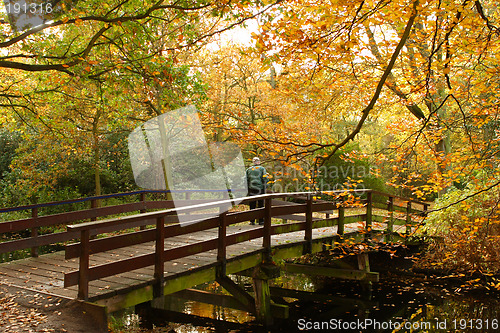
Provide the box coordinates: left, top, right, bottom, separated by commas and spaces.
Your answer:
283, 261, 379, 282
253, 277, 272, 325
357, 252, 373, 296
252, 262, 281, 326
216, 275, 255, 313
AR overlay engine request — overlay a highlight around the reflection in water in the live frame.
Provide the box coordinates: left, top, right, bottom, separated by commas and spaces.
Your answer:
135, 260, 500, 332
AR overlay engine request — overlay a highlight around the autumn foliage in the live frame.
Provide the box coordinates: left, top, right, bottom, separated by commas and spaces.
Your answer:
2, 1, 500, 274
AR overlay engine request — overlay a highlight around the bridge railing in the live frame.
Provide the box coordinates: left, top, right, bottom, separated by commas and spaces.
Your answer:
0, 189, 242, 260
61, 190, 429, 300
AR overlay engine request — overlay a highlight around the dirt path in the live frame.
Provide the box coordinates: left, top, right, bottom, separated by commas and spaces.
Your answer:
0, 284, 106, 333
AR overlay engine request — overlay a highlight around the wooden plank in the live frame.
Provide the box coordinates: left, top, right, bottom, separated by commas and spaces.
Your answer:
0, 264, 118, 296
25, 255, 148, 293
270, 199, 297, 206
372, 202, 423, 215
145, 199, 229, 210
65, 229, 155, 259
370, 190, 428, 206
343, 214, 367, 224
273, 214, 306, 221
169, 288, 252, 313
217, 275, 255, 312
65, 216, 220, 259
12, 259, 71, 276
29, 254, 79, 270
269, 287, 378, 307
90, 253, 154, 278
141, 200, 174, 210
65, 237, 220, 287
171, 288, 290, 320
0, 230, 79, 255
12, 257, 150, 292
271, 204, 307, 217
225, 210, 260, 225
64, 252, 155, 287
0, 272, 78, 299
0, 202, 153, 234
284, 263, 379, 282
224, 227, 263, 248
311, 217, 338, 229
0, 263, 62, 281
271, 222, 306, 236
312, 202, 335, 214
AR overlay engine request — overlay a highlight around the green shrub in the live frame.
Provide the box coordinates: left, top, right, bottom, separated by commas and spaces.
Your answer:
419, 172, 500, 274
315, 144, 388, 195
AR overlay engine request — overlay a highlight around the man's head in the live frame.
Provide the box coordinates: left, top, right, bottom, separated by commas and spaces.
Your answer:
252, 157, 261, 165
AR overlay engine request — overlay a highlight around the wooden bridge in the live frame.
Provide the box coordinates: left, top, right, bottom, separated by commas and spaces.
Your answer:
0, 189, 428, 327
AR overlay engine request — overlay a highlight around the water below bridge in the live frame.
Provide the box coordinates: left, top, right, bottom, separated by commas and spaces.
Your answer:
118, 247, 500, 332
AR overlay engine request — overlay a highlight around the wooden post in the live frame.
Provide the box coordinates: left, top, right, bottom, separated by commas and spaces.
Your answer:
217, 212, 227, 277
338, 202, 345, 236
357, 252, 372, 294
30, 207, 39, 258
185, 191, 191, 216
423, 203, 429, 217
253, 277, 272, 326
363, 191, 373, 243
387, 196, 394, 241
357, 252, 370, 272
139, 192, 147, 230
337, 198, 345, 239
406, 201, 412, 235
304, 194, 313, 254
366, 191, 373, 234
90, 199, 98, 222
252, 264, 280, 326
263, 197, 272, 259
154, 216, 165, 297
139, 192, 147, 213
78, 229, 90, 300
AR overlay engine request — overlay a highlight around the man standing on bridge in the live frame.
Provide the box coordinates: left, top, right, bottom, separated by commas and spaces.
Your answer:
246, 157, 268, 225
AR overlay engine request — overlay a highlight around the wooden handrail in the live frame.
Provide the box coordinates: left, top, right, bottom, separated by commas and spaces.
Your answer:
0, 189, 247, 214
370, 189, 428, 206
66, 192, 316, 232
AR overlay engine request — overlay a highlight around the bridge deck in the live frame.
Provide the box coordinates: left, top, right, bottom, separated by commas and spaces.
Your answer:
0, 223, 345, 303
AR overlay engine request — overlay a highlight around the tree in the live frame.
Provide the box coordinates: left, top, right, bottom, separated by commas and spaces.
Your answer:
248, 0, 500, 196
246, 0, 500, 273
0, 0, 277, 198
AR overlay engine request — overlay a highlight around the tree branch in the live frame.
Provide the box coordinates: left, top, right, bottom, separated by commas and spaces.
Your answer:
475, 0, 500, 33
319, 0, 420, 165
0, 26, 110, 74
